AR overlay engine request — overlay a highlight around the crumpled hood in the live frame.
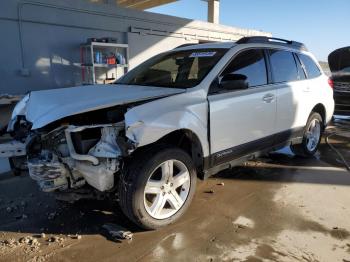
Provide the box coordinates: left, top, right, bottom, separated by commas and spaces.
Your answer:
25, 84, 185, 129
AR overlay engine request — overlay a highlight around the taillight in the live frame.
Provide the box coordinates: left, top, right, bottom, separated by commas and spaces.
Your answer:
328, 78, 334, 89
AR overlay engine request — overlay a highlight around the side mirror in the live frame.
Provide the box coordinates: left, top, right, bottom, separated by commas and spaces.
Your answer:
220, 74, 249, 90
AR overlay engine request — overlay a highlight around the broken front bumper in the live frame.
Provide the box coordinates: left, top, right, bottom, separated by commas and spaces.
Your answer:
0, 140, 26, 158
1, 123, 129, 193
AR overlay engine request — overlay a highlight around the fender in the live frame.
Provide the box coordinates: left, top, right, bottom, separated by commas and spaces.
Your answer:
125, 89, 210, 157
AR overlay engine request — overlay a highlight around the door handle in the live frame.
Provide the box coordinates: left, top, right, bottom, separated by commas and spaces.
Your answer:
262, 93, 275, 103
303, 86, 311, 92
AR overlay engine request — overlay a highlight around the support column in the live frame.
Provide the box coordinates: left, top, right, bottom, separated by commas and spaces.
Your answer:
207, 0, 220, 24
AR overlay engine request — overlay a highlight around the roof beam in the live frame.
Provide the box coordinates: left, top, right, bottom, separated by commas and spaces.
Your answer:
202, 0, 220, 23
117, 0, 178, 10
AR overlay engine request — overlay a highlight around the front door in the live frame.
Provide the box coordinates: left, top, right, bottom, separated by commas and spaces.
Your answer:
208, 49, 276, 165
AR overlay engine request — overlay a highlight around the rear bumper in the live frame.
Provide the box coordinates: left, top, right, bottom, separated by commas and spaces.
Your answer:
334, 91, 350, 115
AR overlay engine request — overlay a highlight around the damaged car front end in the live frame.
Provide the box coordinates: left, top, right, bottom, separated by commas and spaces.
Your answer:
1, 84, 184, 197
1, 46, 227, 229
26, 123, 127, 193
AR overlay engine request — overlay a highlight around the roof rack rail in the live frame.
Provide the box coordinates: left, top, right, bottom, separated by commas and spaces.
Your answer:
174, 43, 199, 49
236, 36, 307, 51
175, 41, 214, 49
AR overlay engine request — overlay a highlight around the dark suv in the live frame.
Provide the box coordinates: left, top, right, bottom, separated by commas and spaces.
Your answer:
328, 46, 350, 115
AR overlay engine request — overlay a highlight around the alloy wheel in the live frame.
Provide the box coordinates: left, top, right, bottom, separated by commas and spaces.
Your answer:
306, 119, 321, 152
143, 159, 191, 220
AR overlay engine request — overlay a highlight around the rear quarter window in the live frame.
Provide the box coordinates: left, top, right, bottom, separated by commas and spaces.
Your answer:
298, 54, 322, 79
293, 53, 307, 80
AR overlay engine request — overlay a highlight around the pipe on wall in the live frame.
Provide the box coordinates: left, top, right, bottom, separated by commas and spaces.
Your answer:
15, 0, 262, 73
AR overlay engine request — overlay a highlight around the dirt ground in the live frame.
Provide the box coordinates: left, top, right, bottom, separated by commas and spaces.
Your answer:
0, 118, 350, 262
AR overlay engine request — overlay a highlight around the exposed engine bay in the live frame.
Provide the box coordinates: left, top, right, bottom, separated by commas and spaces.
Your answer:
27, 124, 126, 193
6, 105, 136, 195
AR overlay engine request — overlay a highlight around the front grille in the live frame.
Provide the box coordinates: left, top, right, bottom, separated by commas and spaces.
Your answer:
334, 82, 350, 92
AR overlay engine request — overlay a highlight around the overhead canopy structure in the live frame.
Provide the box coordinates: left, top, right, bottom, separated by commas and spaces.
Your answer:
119, 0, 220, 24
116, 0, 220, 24
202, 0, 220, 24
117, 0, 178, 10
90, 0, 220, 23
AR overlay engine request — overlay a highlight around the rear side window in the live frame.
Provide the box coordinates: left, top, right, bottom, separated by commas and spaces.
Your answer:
269, 50, 298, 83
222, 49, 267, 87
294, 53, 307, 80
298, 54, 321, 79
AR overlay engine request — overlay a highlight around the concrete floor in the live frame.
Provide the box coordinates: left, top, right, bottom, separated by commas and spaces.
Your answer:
0, 119, 350, 262
0, 159, 10, 174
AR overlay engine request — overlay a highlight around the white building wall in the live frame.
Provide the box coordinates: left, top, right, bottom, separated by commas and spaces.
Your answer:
0, 0, 270, 97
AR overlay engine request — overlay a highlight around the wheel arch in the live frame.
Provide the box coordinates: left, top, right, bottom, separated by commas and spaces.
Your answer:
160, 129, 204, 170
133, 129, 205, 177
311, 103, 326, 127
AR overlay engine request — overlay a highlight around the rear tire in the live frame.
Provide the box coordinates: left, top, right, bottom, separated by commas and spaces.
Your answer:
291, 112, 323, 157
118, 146, 197, 230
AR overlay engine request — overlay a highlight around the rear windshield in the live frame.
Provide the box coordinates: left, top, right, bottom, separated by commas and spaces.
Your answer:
117, 48, 228, 88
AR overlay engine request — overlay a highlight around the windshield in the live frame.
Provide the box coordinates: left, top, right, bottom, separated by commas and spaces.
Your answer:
117, 48, 228, 88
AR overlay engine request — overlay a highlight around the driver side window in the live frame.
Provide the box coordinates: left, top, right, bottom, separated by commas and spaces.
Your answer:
221, 49, 268, 88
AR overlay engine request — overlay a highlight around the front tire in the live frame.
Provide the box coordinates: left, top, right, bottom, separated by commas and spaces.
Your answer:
291, 112, 323, 157
118, 146, 197, 230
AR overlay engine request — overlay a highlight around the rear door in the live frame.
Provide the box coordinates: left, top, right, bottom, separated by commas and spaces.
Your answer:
268, 49, 310, 144
208, 49, 277, 165
297, 53, 325, 114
